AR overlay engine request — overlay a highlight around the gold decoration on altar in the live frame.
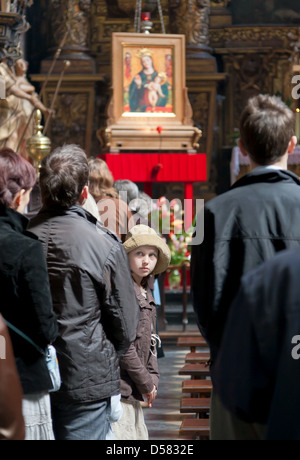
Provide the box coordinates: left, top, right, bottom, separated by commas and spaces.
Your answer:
26, 109, 51, 176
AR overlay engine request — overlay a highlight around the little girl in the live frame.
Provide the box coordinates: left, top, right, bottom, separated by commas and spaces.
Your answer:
112, 224, 171, 440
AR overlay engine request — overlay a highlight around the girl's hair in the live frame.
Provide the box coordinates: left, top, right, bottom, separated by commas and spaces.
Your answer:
88, 158, 118, 201
0, 148, 36, 207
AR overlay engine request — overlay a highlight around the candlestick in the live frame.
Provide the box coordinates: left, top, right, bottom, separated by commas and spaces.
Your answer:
141, 12, 153, 34
141, 12, 151, 21
296, 109, 300, 143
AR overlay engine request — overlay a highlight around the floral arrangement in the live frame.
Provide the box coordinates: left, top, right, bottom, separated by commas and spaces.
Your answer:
168, 231, 192, 266
149, 196, 193, 287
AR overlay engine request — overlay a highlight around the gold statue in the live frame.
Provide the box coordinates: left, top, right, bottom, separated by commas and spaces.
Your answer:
0, 59, 52, 159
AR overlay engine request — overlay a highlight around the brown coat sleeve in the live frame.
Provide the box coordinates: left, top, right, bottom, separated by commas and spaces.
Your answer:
0, 316, 25, 440
120, 342, 157, 396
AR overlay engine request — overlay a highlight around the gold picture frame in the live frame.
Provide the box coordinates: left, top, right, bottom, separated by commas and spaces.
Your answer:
105, 33, 201, 152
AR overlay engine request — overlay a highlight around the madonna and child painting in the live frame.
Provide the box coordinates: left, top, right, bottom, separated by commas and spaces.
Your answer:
123, 46, 174, 115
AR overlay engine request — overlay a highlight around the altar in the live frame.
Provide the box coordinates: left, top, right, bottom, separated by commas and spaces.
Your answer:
98, 152, 207, 229
104, 33, 202, 154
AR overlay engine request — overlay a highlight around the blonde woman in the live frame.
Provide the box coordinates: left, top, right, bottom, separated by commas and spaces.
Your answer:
88, 158, 133, 242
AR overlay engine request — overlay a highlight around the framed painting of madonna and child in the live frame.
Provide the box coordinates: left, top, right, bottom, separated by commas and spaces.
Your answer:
109, 33, 186, 122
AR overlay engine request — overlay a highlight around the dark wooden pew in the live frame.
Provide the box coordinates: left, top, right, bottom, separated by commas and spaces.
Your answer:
179, 363, 211, 379
179, 418, 210, 440
182, 379, 212, 397
185, 352, 210, 364
177, 336, 208, 353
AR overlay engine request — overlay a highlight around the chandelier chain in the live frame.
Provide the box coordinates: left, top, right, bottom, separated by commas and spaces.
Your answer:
134, 0, 142, 33
157, 0, 166, 34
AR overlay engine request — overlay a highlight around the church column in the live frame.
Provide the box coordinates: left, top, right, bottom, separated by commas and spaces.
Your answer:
41, 0, 95, 74
169, 0, 216, 72
31, 0, 104, 156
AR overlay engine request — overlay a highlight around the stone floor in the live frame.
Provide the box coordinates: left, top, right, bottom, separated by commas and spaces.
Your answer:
143, 346, 189, 441
143, 342, 210, 441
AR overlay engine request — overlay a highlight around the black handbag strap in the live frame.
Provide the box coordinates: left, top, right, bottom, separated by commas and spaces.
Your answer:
5, 320, 45, 356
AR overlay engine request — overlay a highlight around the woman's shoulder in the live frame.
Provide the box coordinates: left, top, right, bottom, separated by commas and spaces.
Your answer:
0, 227, 43, 270
19, 230, 45, 256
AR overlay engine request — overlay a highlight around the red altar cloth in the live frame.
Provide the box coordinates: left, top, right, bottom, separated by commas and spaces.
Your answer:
97, 153, 207, 228
97, 153, 207, 183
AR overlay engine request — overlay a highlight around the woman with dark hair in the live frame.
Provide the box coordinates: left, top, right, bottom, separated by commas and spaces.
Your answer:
0, 148, 58, 440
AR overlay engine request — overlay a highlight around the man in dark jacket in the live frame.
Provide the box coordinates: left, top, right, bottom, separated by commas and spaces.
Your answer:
191, 94, 300, 439
29, 144, 140, 440
215, 249, 300, 440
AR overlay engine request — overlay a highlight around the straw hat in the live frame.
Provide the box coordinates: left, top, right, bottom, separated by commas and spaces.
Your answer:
123, 224, 171, 275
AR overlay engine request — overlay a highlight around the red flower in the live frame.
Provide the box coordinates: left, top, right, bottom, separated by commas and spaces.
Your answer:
157, 126, 163, 134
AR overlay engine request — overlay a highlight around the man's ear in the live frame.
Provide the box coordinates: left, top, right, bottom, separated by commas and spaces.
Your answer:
287, 135, 297, 155
238, 139, 248, 157
79, 185, 89, 204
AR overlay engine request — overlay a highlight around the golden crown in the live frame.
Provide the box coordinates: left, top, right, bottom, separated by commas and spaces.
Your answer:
136, 48, 153, 59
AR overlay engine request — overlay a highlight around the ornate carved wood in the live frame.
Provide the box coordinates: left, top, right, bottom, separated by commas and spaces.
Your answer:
0, 1, 31, 64
41, 0, 94, 74
31, 74, 104, 155
25, 1, 299, 194
210, 24, 299, 136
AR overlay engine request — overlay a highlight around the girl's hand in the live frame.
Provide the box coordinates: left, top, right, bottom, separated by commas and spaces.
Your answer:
143, 386, 157, 408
